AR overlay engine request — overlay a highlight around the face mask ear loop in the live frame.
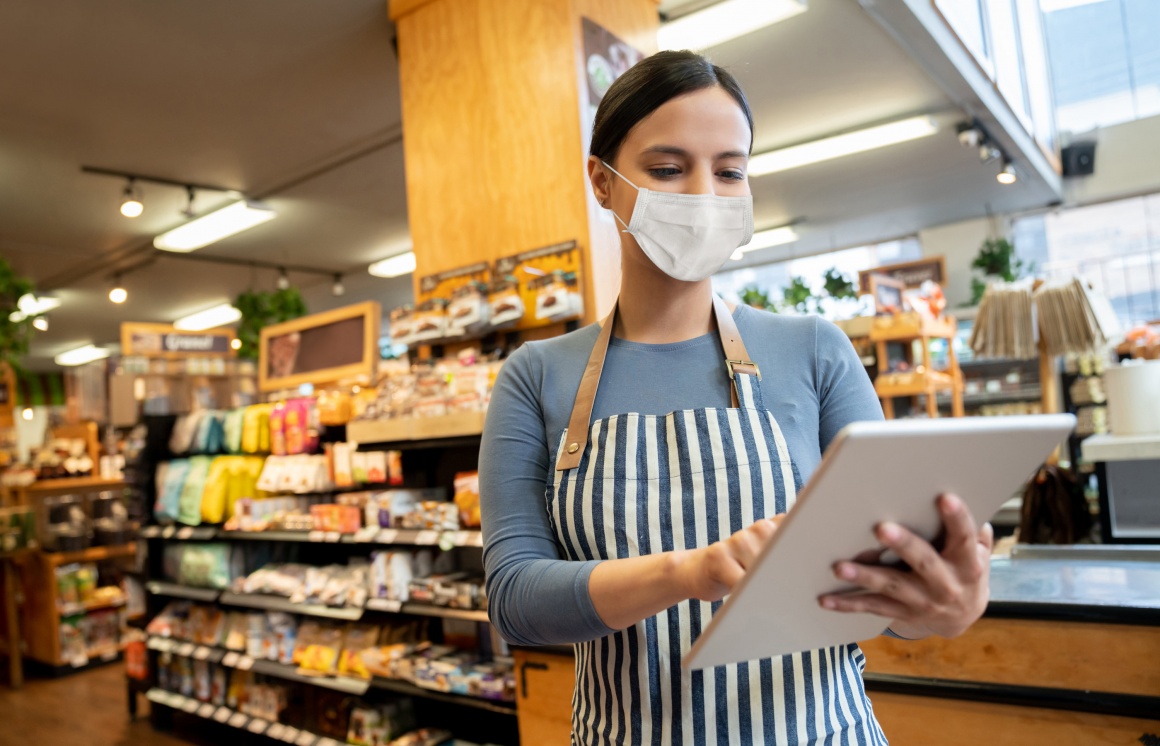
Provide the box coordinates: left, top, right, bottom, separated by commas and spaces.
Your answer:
600, 161, 637, 234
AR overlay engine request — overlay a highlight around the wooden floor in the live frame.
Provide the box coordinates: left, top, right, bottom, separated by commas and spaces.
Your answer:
0, 663, 218, 746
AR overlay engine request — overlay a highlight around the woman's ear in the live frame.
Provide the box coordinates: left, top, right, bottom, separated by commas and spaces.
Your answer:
587, 156, 611, 208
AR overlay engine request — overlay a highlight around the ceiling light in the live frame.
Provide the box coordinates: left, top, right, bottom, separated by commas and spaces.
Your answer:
368, 251, 417, 278
749, 116, 939, 176
736, 225, 799, 256
32, 316, 49, 331
997, 161, 1018, 185
120, 180, 144, 218
332, 274, 345, 297
230, 338, 242, 351
978, 144, 1001, 163
21, 408, 34, 421
15, 294, 61, 317
109, 276, 128, 304
55, 344, 110, 367
153, 200, 276, 252
955, 123, 983, 148
173, 303, 242, 331
658, 0, 807, 51
276, 268, 291, 290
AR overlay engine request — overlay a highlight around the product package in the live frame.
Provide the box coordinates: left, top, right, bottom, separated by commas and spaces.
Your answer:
337, 624, 381, 680
447, 282, 492, 336
388, 306, 416, 347
453, 471, 481, 529
411, 299, 449, 343
489, 278, 525, 329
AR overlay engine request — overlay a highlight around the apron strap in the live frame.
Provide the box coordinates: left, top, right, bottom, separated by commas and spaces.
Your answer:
554, 296, 761, 471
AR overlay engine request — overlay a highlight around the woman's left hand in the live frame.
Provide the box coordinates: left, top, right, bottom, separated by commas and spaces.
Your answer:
819, 493, 992, 640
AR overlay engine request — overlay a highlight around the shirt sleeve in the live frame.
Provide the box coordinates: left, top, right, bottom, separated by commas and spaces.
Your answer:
814, 317, 885, 453
479, 343, 615, 646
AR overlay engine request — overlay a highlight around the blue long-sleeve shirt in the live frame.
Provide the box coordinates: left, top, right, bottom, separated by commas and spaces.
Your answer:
479, 306, 884, 646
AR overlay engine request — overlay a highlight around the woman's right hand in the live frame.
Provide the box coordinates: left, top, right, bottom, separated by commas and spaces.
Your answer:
677, 516, 784, 602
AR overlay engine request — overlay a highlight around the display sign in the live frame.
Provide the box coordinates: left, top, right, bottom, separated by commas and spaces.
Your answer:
259, 301, 380, 392
121, 322, 236, 358
859, 256, 947, 293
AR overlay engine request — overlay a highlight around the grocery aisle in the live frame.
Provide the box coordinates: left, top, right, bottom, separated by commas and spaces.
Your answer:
0, 665, 214, 746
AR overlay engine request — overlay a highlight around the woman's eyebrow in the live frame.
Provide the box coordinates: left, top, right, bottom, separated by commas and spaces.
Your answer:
641, 145, 749, 159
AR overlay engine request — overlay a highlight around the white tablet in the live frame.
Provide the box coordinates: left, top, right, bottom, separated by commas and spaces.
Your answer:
684, 413, 1075, 670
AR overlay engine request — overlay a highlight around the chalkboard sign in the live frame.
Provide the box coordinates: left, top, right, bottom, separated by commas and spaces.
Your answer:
859, 256, 946, 293
259, 302, 380, 392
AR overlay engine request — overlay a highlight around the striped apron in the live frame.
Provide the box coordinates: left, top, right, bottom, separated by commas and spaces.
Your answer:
550, 297, 888, 746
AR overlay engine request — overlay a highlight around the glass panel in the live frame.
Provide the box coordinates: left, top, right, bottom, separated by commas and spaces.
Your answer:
986, 0, 1032, 127
936, 0, 990, 66
1124, 0, 1160, 119
1042, 0, 1134, 133
1016, 0, 1057, 151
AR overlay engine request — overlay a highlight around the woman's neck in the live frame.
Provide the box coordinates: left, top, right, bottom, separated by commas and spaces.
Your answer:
613, 250, 717, 344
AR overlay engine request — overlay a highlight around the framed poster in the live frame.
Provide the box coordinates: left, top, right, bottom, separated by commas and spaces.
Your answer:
868, 275, 907, 315
121, 323, 236, 358
259, 302, 381, 392
859, 256, 947, 293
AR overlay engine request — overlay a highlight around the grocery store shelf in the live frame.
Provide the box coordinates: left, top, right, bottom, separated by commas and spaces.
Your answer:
58, 598, 127, 616
399, 604, 489, 623
22, 477, 126, 496
938, 388, 1042, 407
146, 582, 221, 602
371, 678, 517, 716
145, 688, 344, 746
43, 544, 137, 567
218, 592, 365, 621
144, 527, 485, 548
346, 413, 485, 446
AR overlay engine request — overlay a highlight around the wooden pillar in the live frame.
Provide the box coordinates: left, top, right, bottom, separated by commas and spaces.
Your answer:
389, 0, 660, 324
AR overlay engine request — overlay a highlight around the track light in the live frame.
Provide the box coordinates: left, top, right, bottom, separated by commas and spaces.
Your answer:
120, 179, 144, 218
32, 316, 48, 331
997, 161, 1017, 185
955, 123, 984, 148
230, 338, 242, 351
276, 268, 291, 290
182, 185, 197, 219
332, 274, 345, 297
978, 144, 1001, 163
109, 275, 128, 304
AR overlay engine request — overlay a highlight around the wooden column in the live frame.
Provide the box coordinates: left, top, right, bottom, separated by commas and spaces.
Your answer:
389, 0, 660, 324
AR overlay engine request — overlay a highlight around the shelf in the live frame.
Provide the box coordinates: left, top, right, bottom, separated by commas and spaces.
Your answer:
146, 582, 222, 602
938, 388, 1043, 407
145, 689, 346, 746
218, 592, 365, 621
58, 597, 127, 616
43, 543, 137, 567
869, 315, 957, 342
346, 412, 485, 445
875, 371, 956, 399
144, 526, 485, 549
1082, 433, 1160, 462
371, 678, 517, 716
21, 477, 127, 498
399, 604, 489, 623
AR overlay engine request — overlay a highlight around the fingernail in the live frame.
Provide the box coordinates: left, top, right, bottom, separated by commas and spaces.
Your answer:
942, 494, 961, 513
820, 597, 837, 610
879, 522, 901, 542
836, 563, 856, 580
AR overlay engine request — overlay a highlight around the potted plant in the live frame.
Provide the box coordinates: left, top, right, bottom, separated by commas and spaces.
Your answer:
782, 276, 815, 315
0, 258, 41, 371
234, 287, 308, 360
969, 237, 1031, 306
738, 285, 774, 312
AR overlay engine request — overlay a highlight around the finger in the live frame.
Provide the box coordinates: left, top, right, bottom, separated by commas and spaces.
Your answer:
979, 521, 995, 552
939, 494, 980, 563
833, 562, 931, 611
819, 591, 910, 620
876, 521, 954, 594
728, 521, 775, 567
706, 547, 746, 592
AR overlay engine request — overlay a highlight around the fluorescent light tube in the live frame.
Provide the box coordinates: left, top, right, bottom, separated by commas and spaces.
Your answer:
368, 251, 417, 278
659, 0, 808, 51
749, 116, 939, 176
55, 344, 110, 366
173, 303, 242, 331
734, 226, 799, 259
9, 294, 62, 322
154, 200, 276, 252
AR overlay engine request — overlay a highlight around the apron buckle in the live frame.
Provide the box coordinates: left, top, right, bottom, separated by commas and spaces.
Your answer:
726, 359, 761, 381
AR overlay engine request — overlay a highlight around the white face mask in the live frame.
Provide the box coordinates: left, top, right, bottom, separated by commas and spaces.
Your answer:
602, 161, 754, 282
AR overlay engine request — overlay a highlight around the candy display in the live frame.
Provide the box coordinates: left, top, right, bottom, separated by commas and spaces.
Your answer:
357, 352, 502, 423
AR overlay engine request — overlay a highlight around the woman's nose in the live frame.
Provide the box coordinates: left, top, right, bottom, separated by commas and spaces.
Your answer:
686, 166, 715, 196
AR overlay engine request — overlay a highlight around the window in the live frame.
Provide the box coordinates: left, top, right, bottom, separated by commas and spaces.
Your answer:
712, 238, 922, 310
1042, 0, 1160, 133
1013, 192, 1160, 324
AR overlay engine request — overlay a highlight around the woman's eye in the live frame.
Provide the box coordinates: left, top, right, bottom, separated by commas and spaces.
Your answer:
719, 170, 746, 181
648, 167, 681, 179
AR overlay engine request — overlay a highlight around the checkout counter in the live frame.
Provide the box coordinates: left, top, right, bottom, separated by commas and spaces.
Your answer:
513, 547, 1160, 745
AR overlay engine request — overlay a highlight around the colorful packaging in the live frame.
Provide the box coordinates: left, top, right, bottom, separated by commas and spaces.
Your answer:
453, 471, 481, 529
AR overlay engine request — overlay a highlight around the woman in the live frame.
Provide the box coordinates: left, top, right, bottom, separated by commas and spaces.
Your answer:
480, 50, 991, 745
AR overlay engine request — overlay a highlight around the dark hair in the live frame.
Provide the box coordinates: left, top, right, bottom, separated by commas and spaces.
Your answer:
589, 50, 754, 164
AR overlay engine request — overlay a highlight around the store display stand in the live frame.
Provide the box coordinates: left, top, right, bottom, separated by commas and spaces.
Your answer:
872, 316, 964, 419
0, 548, 30, 688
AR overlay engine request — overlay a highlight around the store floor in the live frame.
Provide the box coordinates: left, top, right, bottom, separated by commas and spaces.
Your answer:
0, 664, 216, 746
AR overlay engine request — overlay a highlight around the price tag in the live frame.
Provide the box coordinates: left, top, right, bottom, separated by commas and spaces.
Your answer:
248, 719, 269, 734
354, 527, 378, 543
214, 707, 232, 723
228, 712, 249, 728
416, 530, 439, 545
177, 643, 196, 657
237, 655, 255, 671
367, 598, 402, 613
280, 726, 301, 743
222, 652, 240, 668
296, 731, 318, 746
181, 699, 200, 713
194, 646, 212, 661
377, 529, 399, 544
985, 380, 1002, 393
162, 526, 177, 539
308, 531, 325, 542
177, 526, 194, 540
268, 724, 286, 740
198, 703, 216, 718
325, 531, 342, 543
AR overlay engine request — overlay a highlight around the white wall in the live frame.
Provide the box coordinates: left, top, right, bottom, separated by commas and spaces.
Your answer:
1063, 116, 1160, 207
918, 216, 1009, 309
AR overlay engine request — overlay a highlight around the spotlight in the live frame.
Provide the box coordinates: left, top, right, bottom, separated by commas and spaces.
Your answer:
230, 338, 242, 351
21, 408, 34, 422
276, 268, 290, 290
332, 274, 345, 297
997, 161, 1017, 185
978, 144, 1001, 163
32, 316, 48, 331
955, 122, 984, 148
120, 179, 144, 218
109, 275, 128, 304
182, 185, 197, 219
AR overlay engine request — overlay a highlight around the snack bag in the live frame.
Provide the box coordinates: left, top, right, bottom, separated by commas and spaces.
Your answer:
337, 624, 380, 680
269, 403, 287, 457
453, 471, 481, 529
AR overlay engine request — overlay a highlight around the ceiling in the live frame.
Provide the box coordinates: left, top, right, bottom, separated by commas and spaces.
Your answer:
2, 0, 1061, 369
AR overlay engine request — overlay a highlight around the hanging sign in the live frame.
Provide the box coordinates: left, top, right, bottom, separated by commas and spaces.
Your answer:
121, 323, 236, 358
859, 256, 947, 293
259, 301, 380, 392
